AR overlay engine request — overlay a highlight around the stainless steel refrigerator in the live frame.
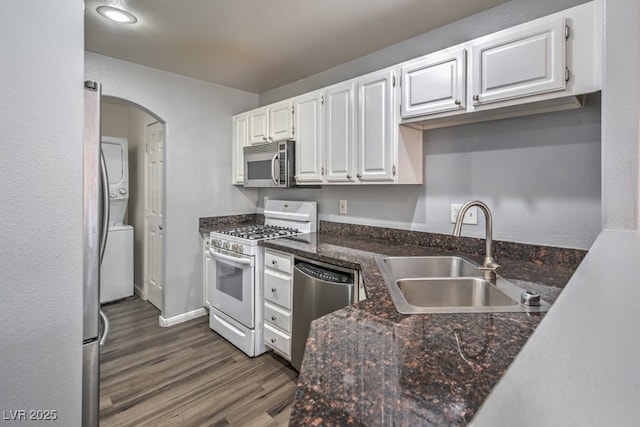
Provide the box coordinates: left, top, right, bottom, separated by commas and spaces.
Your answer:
83, 80, 110, 426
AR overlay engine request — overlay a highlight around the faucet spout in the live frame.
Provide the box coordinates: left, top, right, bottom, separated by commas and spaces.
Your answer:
452, 200, 499, 280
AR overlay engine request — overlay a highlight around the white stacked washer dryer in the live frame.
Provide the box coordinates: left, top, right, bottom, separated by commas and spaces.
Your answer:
100, 136, 134, 303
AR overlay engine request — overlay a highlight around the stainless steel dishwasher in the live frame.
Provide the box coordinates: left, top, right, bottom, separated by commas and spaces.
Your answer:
292, 257, 359, 371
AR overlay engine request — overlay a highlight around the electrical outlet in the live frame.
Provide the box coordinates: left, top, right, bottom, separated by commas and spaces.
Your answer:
451, 204, 478, 225
339, 200, 348, 214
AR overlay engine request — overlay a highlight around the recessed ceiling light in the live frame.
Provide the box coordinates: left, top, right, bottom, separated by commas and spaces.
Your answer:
97, 6, 137, 24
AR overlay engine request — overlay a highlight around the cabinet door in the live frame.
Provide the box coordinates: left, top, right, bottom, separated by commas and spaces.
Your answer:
357, 69, 395, 182
325, 81, 356, 183
401, 48, 466, 118
231, 113, 248, 185
470, 17, 567, 105
294, 91, 324, 184
269, 100, 294, 141
248, 107, 269, 144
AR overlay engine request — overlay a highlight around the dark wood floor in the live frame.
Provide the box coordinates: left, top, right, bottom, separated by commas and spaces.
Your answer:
99, 296, 298, 427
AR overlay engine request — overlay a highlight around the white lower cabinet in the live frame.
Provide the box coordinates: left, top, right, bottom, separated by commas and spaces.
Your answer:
263, 248, 293, 360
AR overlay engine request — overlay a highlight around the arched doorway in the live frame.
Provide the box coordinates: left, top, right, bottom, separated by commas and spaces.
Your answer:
101, 96, 166, 312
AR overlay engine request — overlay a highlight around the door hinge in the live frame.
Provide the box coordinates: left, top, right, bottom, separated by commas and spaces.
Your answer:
321, 167, 325, 176
392, 74, 396, 88
392, 164, 396, 177
565, 24, 570, 40
292, 126, 295, 136
565, 67, 570, 82
291, 105, 295, 114
321, 95, 324, 105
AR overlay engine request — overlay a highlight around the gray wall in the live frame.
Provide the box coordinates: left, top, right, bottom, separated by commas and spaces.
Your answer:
85, 53, 259, 319
258, 0, 600, 249
0, 0, 84, 424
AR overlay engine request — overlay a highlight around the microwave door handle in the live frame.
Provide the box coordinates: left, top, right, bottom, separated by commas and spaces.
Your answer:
271, 153, 279, 186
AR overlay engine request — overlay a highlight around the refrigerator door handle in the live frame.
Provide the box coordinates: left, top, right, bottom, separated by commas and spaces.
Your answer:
99, 150, 110, 263
99, 309, 110, 347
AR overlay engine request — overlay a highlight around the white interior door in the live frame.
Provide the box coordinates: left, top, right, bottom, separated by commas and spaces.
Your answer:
144, 121, 164, 310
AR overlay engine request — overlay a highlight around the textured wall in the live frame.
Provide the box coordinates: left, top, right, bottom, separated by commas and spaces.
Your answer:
85, 53, 258, 318
0, 0, 84, 424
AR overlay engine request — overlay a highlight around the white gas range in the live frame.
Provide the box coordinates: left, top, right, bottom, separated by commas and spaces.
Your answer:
208, 200, 317, 357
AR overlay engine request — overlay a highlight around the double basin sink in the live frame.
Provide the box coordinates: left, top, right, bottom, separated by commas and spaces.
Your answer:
378, 255, 550, 314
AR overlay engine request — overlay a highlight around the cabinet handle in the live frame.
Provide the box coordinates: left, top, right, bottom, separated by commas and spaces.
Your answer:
346, 175, 352, 179
356, 174, 362, 179
271, 316, 277, 321
271, 288, 277, 293
271, 338, 276, 343
269, 136, 273, 141
272, 260, 277, 265
454, 99, 461, 106
473, 94, 480, 102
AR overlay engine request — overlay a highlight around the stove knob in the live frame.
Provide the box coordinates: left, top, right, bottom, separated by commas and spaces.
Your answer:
236, 244, 244, 253
223, 242, 230, 249
231, 243, 238, 252
213, 239, 220, 247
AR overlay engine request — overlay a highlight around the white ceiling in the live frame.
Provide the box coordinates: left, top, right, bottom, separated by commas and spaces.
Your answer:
85, 0, 509, 94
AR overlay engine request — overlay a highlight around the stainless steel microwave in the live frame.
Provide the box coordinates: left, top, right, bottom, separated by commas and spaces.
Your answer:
243, 140, 296, 188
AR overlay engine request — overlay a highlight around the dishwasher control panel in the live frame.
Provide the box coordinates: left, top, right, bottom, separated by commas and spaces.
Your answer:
296, 262, 353, 284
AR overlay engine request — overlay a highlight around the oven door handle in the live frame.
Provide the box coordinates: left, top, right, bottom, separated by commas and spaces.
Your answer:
210, 248, 252, 266
271, 153, 279, 186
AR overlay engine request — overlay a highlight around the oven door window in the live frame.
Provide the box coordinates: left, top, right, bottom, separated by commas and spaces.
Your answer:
209, 249, 255, 328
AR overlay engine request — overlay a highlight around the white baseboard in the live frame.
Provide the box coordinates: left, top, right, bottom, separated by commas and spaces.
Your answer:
159, 308, 207, 327
134, 283, 146, 300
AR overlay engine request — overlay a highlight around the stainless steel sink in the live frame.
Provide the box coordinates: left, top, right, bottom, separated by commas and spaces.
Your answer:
384, 256, 482, 278
397, 277, 518, 308
377, 255, 550, 314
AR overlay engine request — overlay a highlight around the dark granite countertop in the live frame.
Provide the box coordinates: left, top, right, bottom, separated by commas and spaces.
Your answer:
260, 232, 575, 426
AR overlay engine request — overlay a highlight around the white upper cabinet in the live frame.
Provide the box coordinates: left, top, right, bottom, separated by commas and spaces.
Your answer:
248, 100, 294, 144
401, 48, 467, 118
248, 107, 269, 144
231, 113, 249, 185
324, 81, 356, 183
398, 1, 600, 129
294, 91, 323, 184
270, 101, 294, 141
470, 17, 567, 106
357, 69, 396, 182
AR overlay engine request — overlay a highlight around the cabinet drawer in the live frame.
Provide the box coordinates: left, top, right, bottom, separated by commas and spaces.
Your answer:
264, 323, 291, 359
264, 302, 292, 333
264, 250, 292, 275
264, 269, 292, 310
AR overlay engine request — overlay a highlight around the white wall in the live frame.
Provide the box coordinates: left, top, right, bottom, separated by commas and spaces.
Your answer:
0, 0, 84, 424
85, 53, 258, 318
601, 0, 640, 229
258, 0, 601, 250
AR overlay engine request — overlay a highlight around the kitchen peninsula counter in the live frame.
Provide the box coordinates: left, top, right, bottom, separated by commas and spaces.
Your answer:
260, 231, 578, 426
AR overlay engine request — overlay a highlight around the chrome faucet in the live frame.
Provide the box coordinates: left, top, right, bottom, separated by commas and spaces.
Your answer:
452, 200, 500, 281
